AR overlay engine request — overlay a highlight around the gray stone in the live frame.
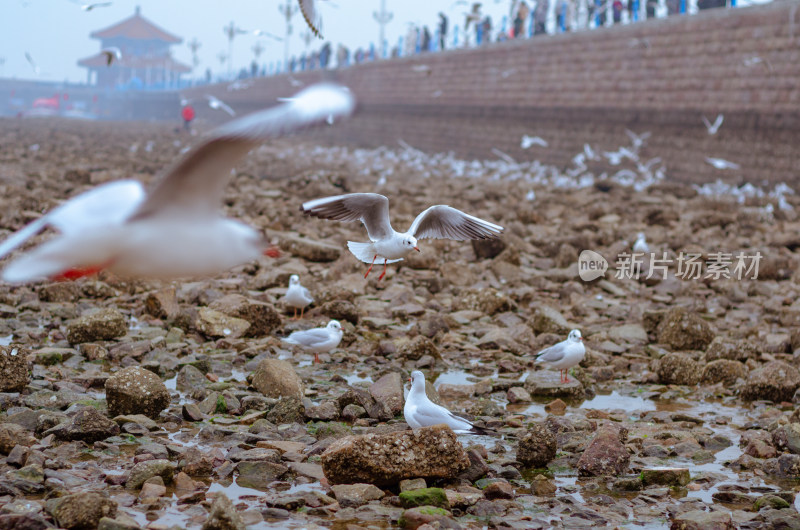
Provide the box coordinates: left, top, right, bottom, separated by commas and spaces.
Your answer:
126, 459, 175, 490
531, 305, 570, 335
742, 361, 800, 402
251, 359, 304, 400
0, 347, 30, 393
656, 307, 714, 351
330, 483, 385, 507
657, 353, 702, 385
279, 234, 341, 262
45, 406, 120, 443
524, 371, 584, 399
517, 422, 556, 468
67, 309, 127, 344
195, 308, 250, 339
577, 423, 630, 476
105, 366, 169, 419
370, 373, 405, 416
47, 491, 117, 530
202, 493, 246, 530
209, 294, 281, 337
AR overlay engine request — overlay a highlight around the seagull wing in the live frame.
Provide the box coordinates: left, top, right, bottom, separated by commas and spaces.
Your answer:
0, 180, 145, 260
412, 402, 482, 433
407, 205, 503, 241
129, 83, 355, 221
301, 193, 394, 241
536, 341, 567, 363
298, 0, 323, 38
284, 327, 330, 348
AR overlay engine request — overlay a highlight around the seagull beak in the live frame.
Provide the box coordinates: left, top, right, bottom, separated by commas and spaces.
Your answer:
414, 247, 420, 252
579, 337, 583, 342
408, 377, 412, 383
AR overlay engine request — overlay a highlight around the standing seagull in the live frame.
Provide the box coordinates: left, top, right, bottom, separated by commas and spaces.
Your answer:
301, 193, 503, 280
405, 371, 496, 435
0, 83, 355, 283
534, 330, 585, 384
283, 274, 314, 319
282, 320, 343, 364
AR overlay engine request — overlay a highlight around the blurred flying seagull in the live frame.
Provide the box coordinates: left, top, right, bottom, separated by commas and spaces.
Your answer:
534, 330, 585, 384
282, 320, 342, 364
0, 83, 355, 283
464, 3, 482, 29
253, 30, 283, 41
101, 47, 122, 67
301, 193, 503, 280
283, 274, 314, 319
205, 95, 235, 116
298, 0, 324, 38
81, 2, 112, 10
24, 52, 40, 75
706, 157, 740, 170
405, 371, 497, 435
521, 135, 548, 149
702, 114, 723, 135
625, 129, 650, 149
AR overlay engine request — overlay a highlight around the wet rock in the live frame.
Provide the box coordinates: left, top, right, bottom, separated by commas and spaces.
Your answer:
517, 422, 557, 468
47, 491, 117, 530
266, 397, 305, 424
46, 406, 119, 443
176, 364, 208, 393
776, 454, 800, 477
320, 300, 359, 325
530, 474, 557, 495
202, 493, 246, 530
126, 459, 175, 490
609, 324, 648, 345
506, 386, 531, 403
67, 308, 127, 344
453, 288, 514, 316
337, 388, 393, 421
342, 404, 367, 422
105, 366, 170, 419
144, 287, 180, 320
209, 294, 280, 337
398, 507, 460, 529
531, 305, 570, 335
578, 423, 629, 476
545, 398, 567, 414
235, 461, 288, 489
0, 513, 53, 530
369, 372, 405, 415
416, 314, 450, 338
195, 308, 250, 339
472, 238, 506, 259
458, 447, 490, 482
657, 353, 701, 385
641, 467, 690, 487
305, 400, 340, 421
179, 447, 215, 477
754, 495, 791, 511
704, 337, 756, 362
773, 423, 800, 454
701, 359, 747, 385
656, 307, 714, 351
483, 481, 514, 500
320, 424, 469, 487
399, 488, 449, 509
400, 478, 427, 492
251, 359, 304, 400
0, 423, 36, 455
742, 361, 800, 402
399, 336, 440, 361
524, 371, 584, 399
279, 234, 341, 262
331, 483, 385, 507
0, 346, 30, 392
669, 509, 734, 529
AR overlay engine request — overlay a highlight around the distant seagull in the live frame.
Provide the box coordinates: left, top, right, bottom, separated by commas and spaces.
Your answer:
534, 329, 585, 384
521, 135, 548, 149
632, 232, 649, 253
298, 0, 323, 38
283, 274, 314, 319
288, 76, 304, 87
706, 157, 740, 170
525, 190, 536, 201
301, 193, 504, 280
491, 148, 515, 164
24, 52, 40, 75
253, 30, 283, 41
226, 80, 252, 92
101, 47, 122, 67
625, 129, 650, 149
583, 144, 599, 161
205, 95, 235, 116
282, 320, 342, 364
405, 371, 497, 435
0, 83, 355, 283
81, 2, 112, 11
412, 64, 432, 74
702, 114, 723, 135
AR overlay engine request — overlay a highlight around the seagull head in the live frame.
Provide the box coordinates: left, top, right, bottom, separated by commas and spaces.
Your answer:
327, 320, 342, 334
403, 236, 420, 252
289, 274, 300, 285
568, 329, 583, 342
410, 370, 426, 385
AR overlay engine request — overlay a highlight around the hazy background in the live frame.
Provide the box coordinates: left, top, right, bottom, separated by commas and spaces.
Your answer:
1, 0, 530, 84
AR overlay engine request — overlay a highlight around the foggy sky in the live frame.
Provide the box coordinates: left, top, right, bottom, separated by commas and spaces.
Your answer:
2, 0, 527, 84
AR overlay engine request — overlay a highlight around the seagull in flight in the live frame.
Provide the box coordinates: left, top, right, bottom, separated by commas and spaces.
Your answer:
702, 114, 723, 135
81, 2, 112, 11
0, 83, 355, 283
24, 52, 40, 75
405, 371, 497, 435
253, 30, 284, 41
521, 135, 548, 149
101, 47, 122, 67
205, 95, 236, 116
299, 0, 324, 39
705, 157, 740, 170
301, 193, 504, 280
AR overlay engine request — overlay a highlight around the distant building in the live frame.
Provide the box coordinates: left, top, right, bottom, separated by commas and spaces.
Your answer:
78, 6, 190, 90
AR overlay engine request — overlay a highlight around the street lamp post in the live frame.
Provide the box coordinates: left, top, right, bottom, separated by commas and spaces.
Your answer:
278, 2, 298, 71
373, 0, 394, 58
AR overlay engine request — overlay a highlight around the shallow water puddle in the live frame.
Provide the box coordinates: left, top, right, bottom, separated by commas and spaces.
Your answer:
580, 391, 657, 412
0, 334, 12, 346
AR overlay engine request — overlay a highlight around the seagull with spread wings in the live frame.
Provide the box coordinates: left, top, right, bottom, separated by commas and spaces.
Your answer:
301, 193, 503, 280
0, 83, 355, 283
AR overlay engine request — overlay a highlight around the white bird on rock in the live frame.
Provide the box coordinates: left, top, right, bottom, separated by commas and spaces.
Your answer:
0, 83, 355, 283
282, 320, 343, 364
534, 329, 585, 384
283, 274, 314, 319
632, 232, 649, 253
301, 193, 504, 280
405, 371, 496, 435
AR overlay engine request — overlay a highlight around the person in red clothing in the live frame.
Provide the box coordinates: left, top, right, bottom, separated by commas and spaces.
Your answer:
181, 104, 195, 132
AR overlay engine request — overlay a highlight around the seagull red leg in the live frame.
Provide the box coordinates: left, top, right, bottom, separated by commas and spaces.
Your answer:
364, 254, 377, 278
314, 352, 321, 364
378, 259, 388, 281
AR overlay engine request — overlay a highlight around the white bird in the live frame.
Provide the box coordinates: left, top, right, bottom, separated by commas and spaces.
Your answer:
705, 157, 740, 170
702, 114, 723, 135
205, 95, 235, 116
282, 320, 342, 364
521, 135, 548, 149
81, 2, 112, 11
625, 129, 650, 150
283, 274, 314, 319
0, 83, 355, 283
24, 52, 39, 75
299, 0, 323, 38
101, 47, 122, 67
632, 232, 649, 253
253, 30, 283, 41
301, 193, 504, 280
405, 371, 496, 435
534, 329, 585, 384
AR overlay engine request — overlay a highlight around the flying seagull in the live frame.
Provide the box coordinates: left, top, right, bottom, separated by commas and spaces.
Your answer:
298, 0, 323, 38
205, 95, 236, 116
101, 47, 122, 67
702, 114, 724, 135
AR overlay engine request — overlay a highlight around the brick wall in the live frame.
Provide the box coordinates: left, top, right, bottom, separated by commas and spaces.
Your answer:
186, 1, 800, 186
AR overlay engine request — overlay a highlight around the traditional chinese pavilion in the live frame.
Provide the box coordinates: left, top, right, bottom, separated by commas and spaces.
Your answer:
78, 6, 190, 89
